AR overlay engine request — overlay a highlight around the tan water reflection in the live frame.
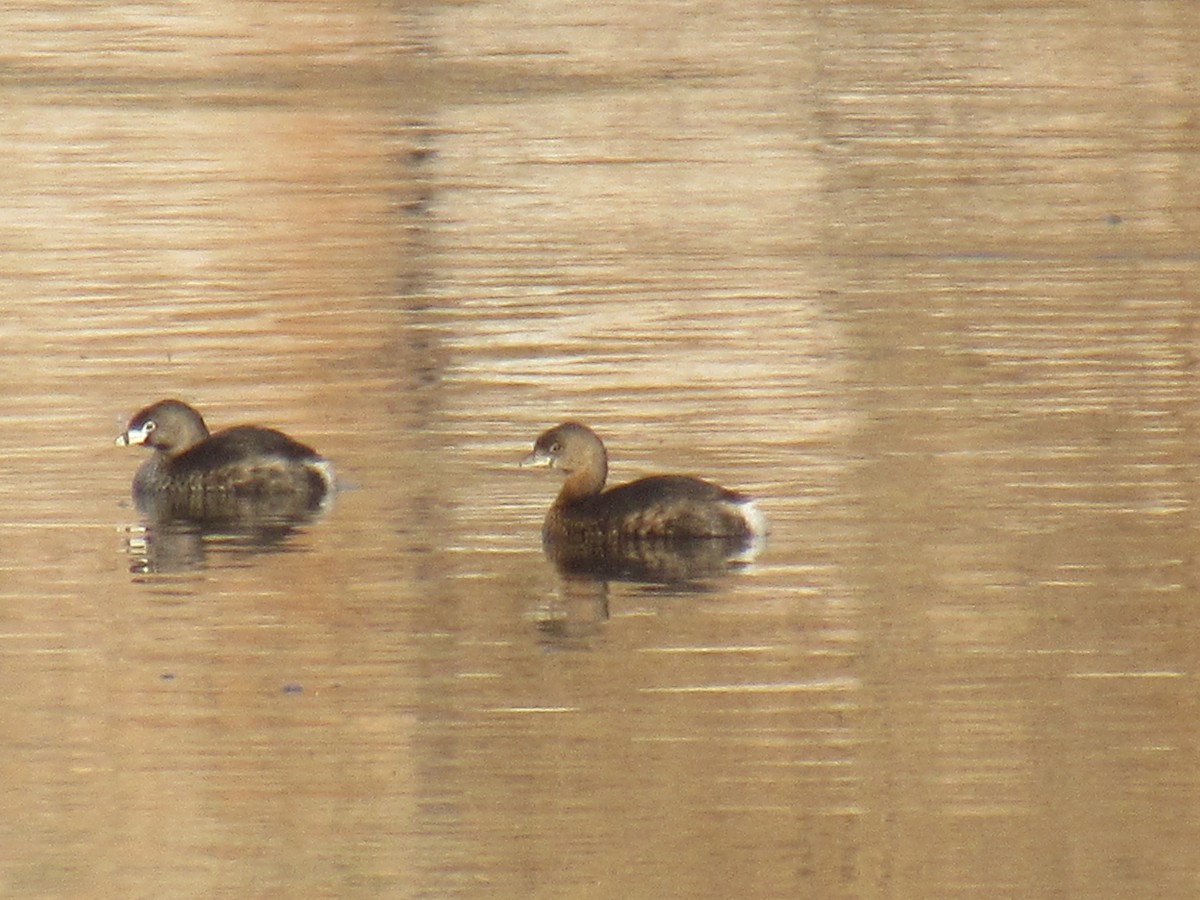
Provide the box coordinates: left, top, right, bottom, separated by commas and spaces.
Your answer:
3, 1, 1200, 898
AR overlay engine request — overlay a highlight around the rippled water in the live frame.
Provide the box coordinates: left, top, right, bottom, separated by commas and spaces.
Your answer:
3, 2, 1200, 898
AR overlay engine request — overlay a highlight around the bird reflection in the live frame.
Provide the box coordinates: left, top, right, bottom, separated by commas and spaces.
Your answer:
544, 533, 761, 585
529, 534, 762, 649
123, 501, 323, 575
530, 574, 611, 647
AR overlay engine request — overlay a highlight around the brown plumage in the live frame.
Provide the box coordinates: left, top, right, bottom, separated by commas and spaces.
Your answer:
521, 422, 765, 548
117, 399, 333, 521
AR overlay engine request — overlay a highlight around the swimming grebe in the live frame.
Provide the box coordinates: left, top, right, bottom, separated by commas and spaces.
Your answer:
521, 422, 765, 546
117, 399, 333, 520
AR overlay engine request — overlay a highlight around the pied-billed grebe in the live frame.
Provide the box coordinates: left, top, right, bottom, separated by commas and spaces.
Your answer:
116, 399, 333, 520
521, 422, 766, 546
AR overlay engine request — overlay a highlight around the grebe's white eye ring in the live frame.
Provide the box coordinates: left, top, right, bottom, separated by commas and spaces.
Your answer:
144, 421, 156, 432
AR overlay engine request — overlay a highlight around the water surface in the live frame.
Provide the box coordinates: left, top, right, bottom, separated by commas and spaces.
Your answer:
2, 1, 1200, 898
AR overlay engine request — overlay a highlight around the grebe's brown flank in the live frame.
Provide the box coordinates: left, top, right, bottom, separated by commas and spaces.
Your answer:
522, 422, 766, 544
117, 399, 333, 518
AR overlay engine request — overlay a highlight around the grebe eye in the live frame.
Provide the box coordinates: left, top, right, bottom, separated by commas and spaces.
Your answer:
144, 421, 156, 432
549, 441, 561, 454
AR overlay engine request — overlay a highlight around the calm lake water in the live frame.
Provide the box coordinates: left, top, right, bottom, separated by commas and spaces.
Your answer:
4, 1, 1200, 897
